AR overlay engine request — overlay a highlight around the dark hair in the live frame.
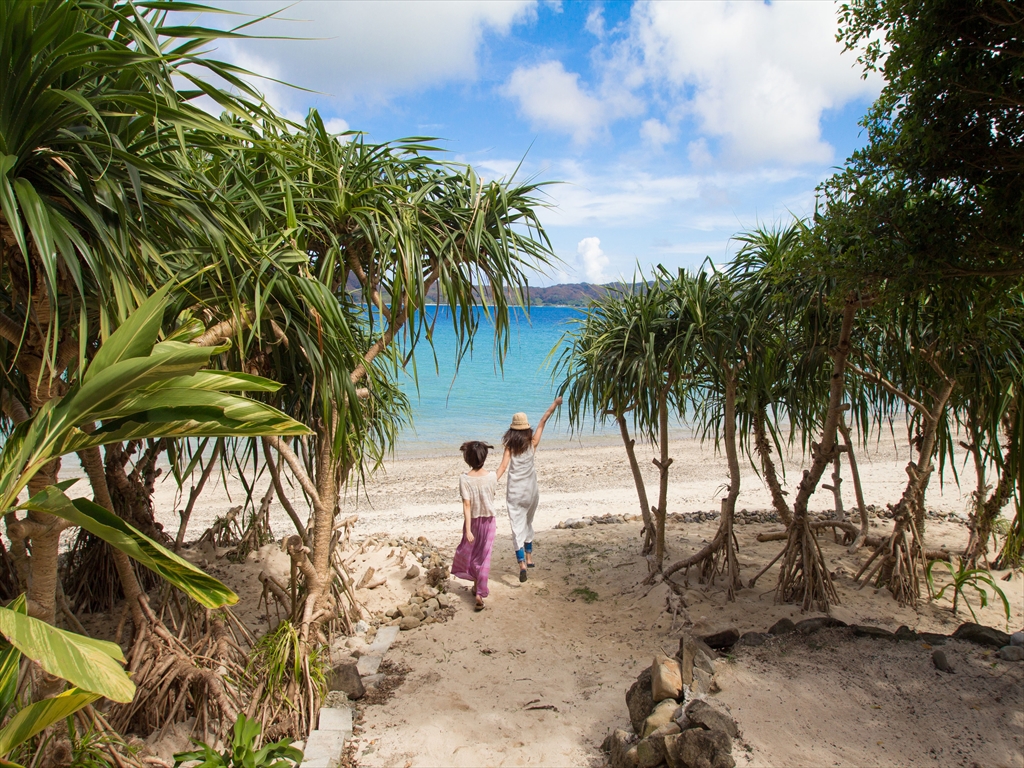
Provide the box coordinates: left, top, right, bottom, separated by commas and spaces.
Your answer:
460, 441, 493, 470
502, 428, 533, 456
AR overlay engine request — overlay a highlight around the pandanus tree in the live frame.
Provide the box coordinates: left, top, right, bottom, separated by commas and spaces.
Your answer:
556, 276, 693, 572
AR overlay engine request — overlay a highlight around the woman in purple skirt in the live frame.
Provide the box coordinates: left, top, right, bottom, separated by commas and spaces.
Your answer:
450, 441, 498, 611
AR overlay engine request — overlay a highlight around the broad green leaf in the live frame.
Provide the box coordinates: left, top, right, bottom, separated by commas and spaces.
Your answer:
83, 284, 171, 383
19, 487, 237, 609
0, 608, 133, 703
0, 689, 99, 757
0, 596, 26, 716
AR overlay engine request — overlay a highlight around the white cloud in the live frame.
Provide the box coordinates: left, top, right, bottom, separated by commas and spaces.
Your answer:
324, 117, 350, 135
585, 7, 605, 38
640, 118, 673, 149
687, 138, 712, 168
620, 2, 882, 165
202, 1, 535, 107
576, 237, 610, 283
504, 61, 608, 144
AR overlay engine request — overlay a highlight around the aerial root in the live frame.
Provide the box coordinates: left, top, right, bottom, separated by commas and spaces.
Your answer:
775, 519, 839, 613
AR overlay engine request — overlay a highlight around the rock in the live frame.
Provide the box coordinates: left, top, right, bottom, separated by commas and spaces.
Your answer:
684, 700, 739, 740
795, 617, 847, 634
386, 618, 401, 627
642, 699, 680, 738
918, 632, 948, 645
767, 618, 797, 635
665, 729, 735, 768
737, 632, 768, 647
691, 667, 714, 695
636, 723, 681, 768
326, 660, 364, 700
626, 667, 656, 735
352, 620, 369, 634
998, 645, 1024, 662
384, 607, 399, 619
571, 521, 587, 529
894, 625, 919, 642
369, 626, 400, 655
952, 622, 1011, 648
405, 564, 420, 579
932, 649, 954, 673
437, 593, 453, 608
423, 606, 436, 617
317, 706, 353, 736
702, 628, 740, 651
409, 596, 424, 605
603, 730, 639, 768
356, 654, 382, 677
652, 655, 684, 702
424, 597, 440, 611
361, 673, 384, 688
1011, 631, 1023, 647
396, 604, 417, 619
693, 649, 715, 677
302, 730, 346, 768
399, 616, 421, 631
678, 635, 720, 686
852, 625, 894, 639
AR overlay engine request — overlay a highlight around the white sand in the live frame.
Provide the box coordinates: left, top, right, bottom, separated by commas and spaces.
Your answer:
143, 435, 1023, 767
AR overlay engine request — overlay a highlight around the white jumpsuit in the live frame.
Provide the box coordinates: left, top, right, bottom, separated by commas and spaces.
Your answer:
506, 446, 539, 552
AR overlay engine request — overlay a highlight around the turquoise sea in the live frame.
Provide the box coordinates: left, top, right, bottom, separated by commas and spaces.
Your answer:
394, 306, 618, 456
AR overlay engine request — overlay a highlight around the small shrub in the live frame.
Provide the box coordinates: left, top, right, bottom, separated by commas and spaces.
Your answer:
174, 713, 302, 767
926, 557, 1011, 625
570, 586, 599, 603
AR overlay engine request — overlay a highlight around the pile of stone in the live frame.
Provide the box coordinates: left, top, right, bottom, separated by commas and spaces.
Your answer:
556, 513, 632, 529
359, 534, 447, 570
604, 629, 742, 768
381, 585, 453, 631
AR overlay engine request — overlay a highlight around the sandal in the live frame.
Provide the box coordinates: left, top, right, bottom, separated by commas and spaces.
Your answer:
474, 600, 485, 612
519, 569, 528, 583
527, 562, 536, 568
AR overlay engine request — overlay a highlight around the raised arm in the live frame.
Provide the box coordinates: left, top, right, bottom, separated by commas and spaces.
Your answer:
496, 447, 511, 481
532, 396, 562, 448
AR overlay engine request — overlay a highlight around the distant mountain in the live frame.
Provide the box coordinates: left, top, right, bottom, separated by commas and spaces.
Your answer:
345, 276, 638, 308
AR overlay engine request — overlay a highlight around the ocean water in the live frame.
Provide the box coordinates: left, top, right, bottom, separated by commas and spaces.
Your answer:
394, 306, 619, 456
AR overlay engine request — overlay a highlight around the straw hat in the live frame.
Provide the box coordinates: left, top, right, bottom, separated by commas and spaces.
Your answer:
510, 412, 531, 430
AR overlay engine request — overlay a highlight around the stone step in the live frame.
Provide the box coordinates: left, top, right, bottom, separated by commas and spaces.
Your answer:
369, 625, 400, 654
301, 729, 346, 768
356, 654, 382, 677
317, 706, 353, 735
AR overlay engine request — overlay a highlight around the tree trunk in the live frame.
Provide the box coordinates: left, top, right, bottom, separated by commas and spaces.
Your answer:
753, 407, 792, 526
839, 418, 870, 552
719, 371, 742, 598
652, 383, 673, 572
175, 438, 223, 551
616, 414, 655, 559
775, 296, 858, 612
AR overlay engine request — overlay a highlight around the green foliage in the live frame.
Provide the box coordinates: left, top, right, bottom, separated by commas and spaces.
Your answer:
569, 587, 599, 603
926, 557, 1011, 624
173, 714, 302, 768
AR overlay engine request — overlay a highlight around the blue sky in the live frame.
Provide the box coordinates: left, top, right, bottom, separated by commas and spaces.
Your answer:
196, 1, 882, 286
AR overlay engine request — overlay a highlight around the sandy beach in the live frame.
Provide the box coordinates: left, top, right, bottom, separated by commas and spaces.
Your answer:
141, 435, 1024, 768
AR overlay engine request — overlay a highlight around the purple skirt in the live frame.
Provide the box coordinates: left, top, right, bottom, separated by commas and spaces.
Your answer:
450, 516, 497, 598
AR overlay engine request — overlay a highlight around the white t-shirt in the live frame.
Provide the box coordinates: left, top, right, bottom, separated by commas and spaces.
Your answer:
459, 471, 497, 518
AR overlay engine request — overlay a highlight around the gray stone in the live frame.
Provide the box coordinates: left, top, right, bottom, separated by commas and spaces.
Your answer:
356, 655, 382, 677
702, 628, 740, 651
405, 564, 420, 579
1011, 631, 1023, 647
437, 593, 453, 608
369, 625, 400, 655
399, 616, 421, 631
409, 596, 424, 605
691, 667, 714, 695
626, 667, 655, 735
998, 645, 1024, 662
693, 649, 715, 677
361, 673, 384, 688
665, 729, 735, 768
684, 700, 739, 740
396, 604, 418, 618
652, 655, 683, 702
317, 706, 352, 735
852, 625, 894, 639
795, 616, 847, 634
952, 622, 1011, 648
384, 607, 399, 619
767, 618, 797, 635
642, 699, 680, 739
919, 632, 948, 645
932, 649, 954, 673
352, 620, 369, 634
736, 632, 768, 647
301, 729, 345, 768
327, 660, 364, 700
424, 597, 440, 611
603, 730, 639, 768
423, 606, 436, 617
636, 725, 681, 768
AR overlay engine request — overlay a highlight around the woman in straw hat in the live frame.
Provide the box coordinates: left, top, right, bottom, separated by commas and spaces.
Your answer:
497, 397, 562, 582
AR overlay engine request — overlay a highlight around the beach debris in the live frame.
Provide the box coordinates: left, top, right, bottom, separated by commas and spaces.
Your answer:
951, 622, 1010, 648
932, 649, 955, 673
998, 645, 1024, 662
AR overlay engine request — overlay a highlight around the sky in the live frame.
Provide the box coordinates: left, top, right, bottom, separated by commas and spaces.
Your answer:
190, 1, 883, 286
